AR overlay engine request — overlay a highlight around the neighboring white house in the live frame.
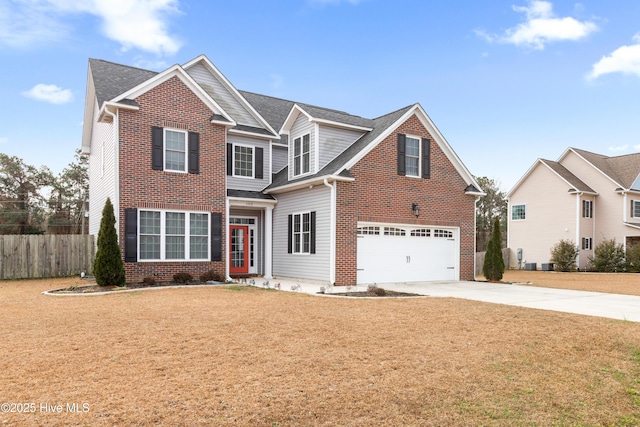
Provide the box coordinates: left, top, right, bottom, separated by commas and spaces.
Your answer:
507, 147, 640, 270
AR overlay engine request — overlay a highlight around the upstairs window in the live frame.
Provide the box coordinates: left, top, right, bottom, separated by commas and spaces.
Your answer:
165, 129, 187, 172
294, 134, 310, 176
582, 200, 593, 218
234, 145, 254, 177
397, 134, 430, 179
633, 200, 640, 219
512, 204, 526, 221
151, 126, 199, 174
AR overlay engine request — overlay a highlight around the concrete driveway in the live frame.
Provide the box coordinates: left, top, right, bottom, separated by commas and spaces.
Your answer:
380, 281, 640, 322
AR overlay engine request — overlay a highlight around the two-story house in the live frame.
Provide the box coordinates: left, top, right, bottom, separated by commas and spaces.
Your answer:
507, 147, 640, 270
82, 54, 483, 286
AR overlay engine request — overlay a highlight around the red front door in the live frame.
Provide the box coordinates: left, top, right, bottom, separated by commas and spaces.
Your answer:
229, 225, 249, 275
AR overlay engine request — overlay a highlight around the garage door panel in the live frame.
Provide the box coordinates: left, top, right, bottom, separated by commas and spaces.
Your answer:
357, 224, 458, 284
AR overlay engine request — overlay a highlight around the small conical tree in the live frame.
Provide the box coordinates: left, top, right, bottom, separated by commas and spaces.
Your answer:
483, 217, 505, 281
93, 198, 125, 286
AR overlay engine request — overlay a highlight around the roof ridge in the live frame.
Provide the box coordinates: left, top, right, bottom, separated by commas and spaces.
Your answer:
372, 104, 415, 121
89, 58, 160, 74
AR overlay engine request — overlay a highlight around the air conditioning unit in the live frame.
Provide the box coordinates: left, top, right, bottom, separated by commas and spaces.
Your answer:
541, 263, 554, 271
524, 263, 537, 271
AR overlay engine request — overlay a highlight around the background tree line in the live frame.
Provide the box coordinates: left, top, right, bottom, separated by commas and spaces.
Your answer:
475, 176, 507, 252
0, 150, 88, 235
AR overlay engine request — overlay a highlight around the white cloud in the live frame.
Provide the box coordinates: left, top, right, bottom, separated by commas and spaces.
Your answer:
477, 1, 598, 50
0, 0, 182, 56
587, 33, 640, 80
608, 145, 629, 152
22, 84, 73, 104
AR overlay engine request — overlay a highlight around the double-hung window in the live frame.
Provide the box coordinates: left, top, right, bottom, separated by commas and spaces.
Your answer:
293, 134, 310, 176
582, 200, 593, 218
512, 204, 526, 220
582, 237, 593, 250
139, 210, 209, 261
293, 212, 311, 254
164, 129, 187, 172
233, 145, 254, 177
405, 136, 421, 177
633, 200, 640, 219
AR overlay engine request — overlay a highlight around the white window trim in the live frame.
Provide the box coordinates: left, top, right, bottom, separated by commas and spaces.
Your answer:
164, 128, 188, 173
138, 209, 210, 262
511, 204, 526, 221
405, 134, 422, 178
292, 211, 312, 255
633, 200, 640, 219
232, 143, 255, 179
293, 134, 312, 178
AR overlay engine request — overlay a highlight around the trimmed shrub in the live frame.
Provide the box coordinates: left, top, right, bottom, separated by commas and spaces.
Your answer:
199, 269, 224, 282
93, 198, 126, 286
142, 276, 158, 286
173, 272, 193, 284
550, 239, 579, 272
483, 217, 505, 281
589, 238, 625, 272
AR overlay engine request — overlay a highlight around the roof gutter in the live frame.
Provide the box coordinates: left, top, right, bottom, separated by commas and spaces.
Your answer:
265, 174, 354, 194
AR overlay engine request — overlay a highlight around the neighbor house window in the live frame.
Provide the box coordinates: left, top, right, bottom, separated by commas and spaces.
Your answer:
582, 200, 593, 218
164, 129, 188, 172
512, 204, 526, 220
293, 134, 310, 176
405, 136, 421, 177
633, 200, 640, 218
582, 237, 593, 250
233, 144, 254, 177
139, 210, 209, 261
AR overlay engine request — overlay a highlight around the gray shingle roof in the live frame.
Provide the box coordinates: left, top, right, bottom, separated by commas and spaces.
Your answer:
540, 159, 596, 193
571, 148, 640, 190
89, 58, 158, 106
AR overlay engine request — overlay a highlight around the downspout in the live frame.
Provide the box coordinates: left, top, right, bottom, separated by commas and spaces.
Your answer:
323, 178, 336, 285
474, 196, 481, 279
575, 192, 582, 269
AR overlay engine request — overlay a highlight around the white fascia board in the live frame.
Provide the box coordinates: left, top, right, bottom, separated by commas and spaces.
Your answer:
112, 64, 236, 125
228, 127, 280, 141
279, 104, 312, 134
265, 174, 355, 194
310, 118, 372, 132
539, 160, 599, 196
183, 55, 279, 136
227, 196, 277, 208
559, 148, 624, 189
507, 159, 542, 197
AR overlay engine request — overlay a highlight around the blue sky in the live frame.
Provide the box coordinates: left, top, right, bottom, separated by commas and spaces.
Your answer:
1, 0, 640, 191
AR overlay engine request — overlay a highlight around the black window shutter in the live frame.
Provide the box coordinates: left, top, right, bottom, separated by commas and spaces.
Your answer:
287, 214, 293, 254
632, 200, 636, 217
152, 126, 164, 170
124, 208, 138, 262
226, 143, 233, 176
397, 134, 406, 176
310, 211, 316, 254
211, 212, 222, 261
255, 147, 264, 179
422, 138, 431, 179
188, 132, 200, 174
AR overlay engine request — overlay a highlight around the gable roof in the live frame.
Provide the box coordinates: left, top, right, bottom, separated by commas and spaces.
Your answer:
89, 58, 158, 106
564, 148, 640, 190
539, 159, 596, 193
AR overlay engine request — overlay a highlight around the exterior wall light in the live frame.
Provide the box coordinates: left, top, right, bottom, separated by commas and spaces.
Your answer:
412, 203, 420, 218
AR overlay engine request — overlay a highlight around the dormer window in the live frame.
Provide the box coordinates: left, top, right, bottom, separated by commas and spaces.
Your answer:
294, 134, 310, 176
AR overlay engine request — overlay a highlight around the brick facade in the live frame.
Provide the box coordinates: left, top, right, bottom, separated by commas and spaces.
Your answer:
335, 114, 476, 285
118, 76, 227, 282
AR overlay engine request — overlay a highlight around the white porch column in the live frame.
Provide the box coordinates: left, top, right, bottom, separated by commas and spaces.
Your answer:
264, 205, 273, 279
225, 198, 231, 281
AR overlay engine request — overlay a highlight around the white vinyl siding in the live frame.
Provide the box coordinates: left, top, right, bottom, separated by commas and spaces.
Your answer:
288, 114, 315, 180
272, 145, 288, 174
186, 63, 261, 128
88, 99, 118, 239
273, 186, 331, 281
227, 135, 270, 192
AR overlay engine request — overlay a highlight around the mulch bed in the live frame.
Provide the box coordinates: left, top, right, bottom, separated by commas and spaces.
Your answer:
48, 280, 225, 294
322, 289, 423, 297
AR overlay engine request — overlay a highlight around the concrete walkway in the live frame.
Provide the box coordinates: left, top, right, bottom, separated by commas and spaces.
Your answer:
269, 278, 640, 322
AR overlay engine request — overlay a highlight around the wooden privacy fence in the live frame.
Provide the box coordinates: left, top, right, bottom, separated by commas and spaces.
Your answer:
0, 235, 95, 280
475, 248, 510, 277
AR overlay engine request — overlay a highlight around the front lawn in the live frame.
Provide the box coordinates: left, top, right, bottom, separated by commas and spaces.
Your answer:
0, 277, 638, 426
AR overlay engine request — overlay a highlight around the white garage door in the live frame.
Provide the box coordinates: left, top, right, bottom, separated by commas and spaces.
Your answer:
356, 223, 459, 284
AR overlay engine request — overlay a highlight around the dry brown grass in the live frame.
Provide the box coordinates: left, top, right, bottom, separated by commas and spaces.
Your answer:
497, 270, 640, 296
1, 277, 639, 426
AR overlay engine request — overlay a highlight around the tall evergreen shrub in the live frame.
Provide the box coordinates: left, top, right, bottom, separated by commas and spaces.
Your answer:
93, 198, 125, 286
483, 217, 505, 281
